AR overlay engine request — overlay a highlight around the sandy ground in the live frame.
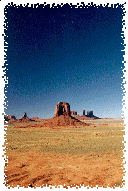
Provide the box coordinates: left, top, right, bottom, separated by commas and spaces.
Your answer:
4, 118, 125, 188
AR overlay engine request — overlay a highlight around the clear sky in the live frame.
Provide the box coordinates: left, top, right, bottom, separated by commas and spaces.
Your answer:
4, 3, 125, 119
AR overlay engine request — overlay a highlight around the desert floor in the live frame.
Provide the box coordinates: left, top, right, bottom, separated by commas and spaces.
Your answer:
4, 118, 125, 188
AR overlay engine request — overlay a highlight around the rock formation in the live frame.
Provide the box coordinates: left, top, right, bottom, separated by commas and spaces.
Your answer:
40, 102, 88, 127
21, 112, 27, 118
55, 102, 70, 117
71, 111, 77, 115
4, 115, 16, 122
71, 110, 100, 120
87, 111, 93, 117
21, 112, 30, 122
30, 117, 39, 121
83, 110, 85, 116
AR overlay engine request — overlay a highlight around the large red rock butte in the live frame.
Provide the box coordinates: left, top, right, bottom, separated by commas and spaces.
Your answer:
42, 102, 89, 127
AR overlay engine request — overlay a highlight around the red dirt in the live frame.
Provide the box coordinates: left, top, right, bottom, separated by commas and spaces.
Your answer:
30, 117, 39, 120
4, 150, 124, 188
13, 115, 89, 128
74, 115, 100, 120
42, 115, 89, 127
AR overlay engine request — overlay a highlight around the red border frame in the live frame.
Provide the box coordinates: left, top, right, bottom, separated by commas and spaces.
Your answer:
0, 0, 128, 190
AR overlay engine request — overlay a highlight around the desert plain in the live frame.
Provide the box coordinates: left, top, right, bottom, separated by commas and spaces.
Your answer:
4, 118, 125, 188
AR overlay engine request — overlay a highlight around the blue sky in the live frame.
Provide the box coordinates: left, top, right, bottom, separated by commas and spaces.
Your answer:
4, 3, 125, 119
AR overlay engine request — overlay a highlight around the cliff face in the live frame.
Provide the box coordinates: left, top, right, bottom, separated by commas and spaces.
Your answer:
55, 102, 70, 117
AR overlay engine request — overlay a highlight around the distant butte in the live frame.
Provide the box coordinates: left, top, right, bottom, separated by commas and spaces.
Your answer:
41, 102, 89, 127
5, 102, 100, 126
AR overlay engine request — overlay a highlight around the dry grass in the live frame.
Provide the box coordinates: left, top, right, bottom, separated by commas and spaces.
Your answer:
4, 118, 125, 188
